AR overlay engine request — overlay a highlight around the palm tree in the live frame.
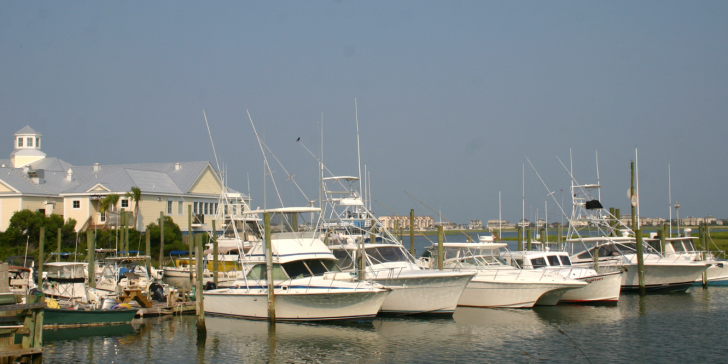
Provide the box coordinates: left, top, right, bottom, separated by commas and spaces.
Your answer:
100, 194, 120, 227
126, 186, 142, 230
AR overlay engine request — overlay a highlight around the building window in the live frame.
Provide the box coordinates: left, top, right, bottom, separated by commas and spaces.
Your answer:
214, 203, 218, 215
193, 202, 198, 214
17, 138, 22, 147
178, 201, 183, 215
121, 199, 129, 208
204, 202, 209, 215
72, 200, 80, 209
100, 213, 106, 222
36, 138, 40, 148
167, 200, 173, 215
26, 138, 33, 147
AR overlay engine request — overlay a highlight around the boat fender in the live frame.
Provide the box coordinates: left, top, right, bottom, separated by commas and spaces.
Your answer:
45, 297, 60, 309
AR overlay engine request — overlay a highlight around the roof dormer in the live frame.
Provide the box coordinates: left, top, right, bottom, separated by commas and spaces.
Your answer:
10, 126, 46, 168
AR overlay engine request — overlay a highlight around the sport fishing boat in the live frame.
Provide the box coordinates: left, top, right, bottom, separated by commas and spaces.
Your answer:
644, 229, 728, 286
506, 248, 623, 303
564, 183, 708, 292
204, 207, 391, 321
322, 176, 475, 316
42, 262, 89, 303
419, 240, 587, 307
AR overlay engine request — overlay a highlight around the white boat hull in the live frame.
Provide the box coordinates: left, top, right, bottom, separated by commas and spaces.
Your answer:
693, 262, 728, 286
370, 271, 473, 315
610, 262, 707, 292
205, 288, 390, 321
559, 271, 623, 303
458, 273, 586, 308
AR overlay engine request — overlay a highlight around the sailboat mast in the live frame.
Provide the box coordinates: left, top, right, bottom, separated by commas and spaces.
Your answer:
669, 164, 672, 237
355, 99, 362, 191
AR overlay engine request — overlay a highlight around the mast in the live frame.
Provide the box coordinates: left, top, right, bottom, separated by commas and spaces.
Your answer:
669, 164, 672, 237
355, 98, 362, 191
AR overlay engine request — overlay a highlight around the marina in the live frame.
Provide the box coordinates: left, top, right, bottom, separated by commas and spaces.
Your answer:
41, 287, 728, 363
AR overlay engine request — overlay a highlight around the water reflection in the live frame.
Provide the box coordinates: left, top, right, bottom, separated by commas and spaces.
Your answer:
42, 288, 728, 363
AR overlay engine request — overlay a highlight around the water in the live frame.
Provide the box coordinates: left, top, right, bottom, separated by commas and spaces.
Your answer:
44, 287, 728, 363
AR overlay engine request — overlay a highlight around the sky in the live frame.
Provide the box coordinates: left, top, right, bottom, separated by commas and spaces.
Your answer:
1, 1, 727, 224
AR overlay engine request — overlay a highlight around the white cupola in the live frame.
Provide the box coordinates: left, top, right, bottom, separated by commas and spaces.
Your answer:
10, 126, 46, 168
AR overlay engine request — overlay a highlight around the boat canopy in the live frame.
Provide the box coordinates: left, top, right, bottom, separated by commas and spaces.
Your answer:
441, 242, 507, 249
244, 207, 321, 214
169, 251, 190, 256
203, 246, 241, 255
323, 176, 359, 181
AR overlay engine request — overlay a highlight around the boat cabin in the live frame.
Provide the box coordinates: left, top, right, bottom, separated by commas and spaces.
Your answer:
419, 242, 510, 270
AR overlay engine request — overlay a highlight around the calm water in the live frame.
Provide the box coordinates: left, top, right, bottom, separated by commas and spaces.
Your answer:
44, 286, 727, 363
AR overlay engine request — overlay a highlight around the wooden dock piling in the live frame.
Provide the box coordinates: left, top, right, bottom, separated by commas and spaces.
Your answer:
37, 228, 44, 288
159, 211, 165, 269
437, 226, 443, 270
212, 220, 218, 288
409, 209, 415, 256
264, 212, 275, 323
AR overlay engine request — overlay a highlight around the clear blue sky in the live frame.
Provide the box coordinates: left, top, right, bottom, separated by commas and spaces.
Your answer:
2, 1, 727, 224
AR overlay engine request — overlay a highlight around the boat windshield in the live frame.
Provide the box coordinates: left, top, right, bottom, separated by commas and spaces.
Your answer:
530, 257, 547, 268
366, 247, 408, 264
246, 264, 289, 280
576, 242, 637, 260
546, 255, 561, 267
559, 255, 572, 266
671, 241, 686, 253
46, 265, 85, 279
279, 259, 341, 279
332, 250, 355, 270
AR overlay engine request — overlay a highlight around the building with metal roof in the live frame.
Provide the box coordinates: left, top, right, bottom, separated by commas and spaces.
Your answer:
0, 126, 247, 232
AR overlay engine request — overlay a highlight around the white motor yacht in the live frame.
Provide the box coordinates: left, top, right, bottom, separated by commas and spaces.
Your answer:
204, 208, 391, 321
564, 183, 708, 292
506, 249, 623, 303
322, 176, 475, 316
644, 230, 728, 286
419, 241, 587, 308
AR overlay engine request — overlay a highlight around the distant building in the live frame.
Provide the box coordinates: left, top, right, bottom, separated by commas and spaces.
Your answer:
469, 220, 483, 230
487, 220, 514, 229
378, 215, 434, 230
517, 219, 531, 228
535, 218, 546, 228
0, 126, 241, 233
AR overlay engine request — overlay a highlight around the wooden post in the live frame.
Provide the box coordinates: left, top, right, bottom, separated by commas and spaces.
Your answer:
609, 207, 616, 236
631, 161, 646, 295
125, 211, 130, 255
657, 228, 665, 254
409, 209, 415, 256
159, 211, 165, 269
37, 227, 45, 288
437, 225, 444, 270
264, 212, 275, 323
557, 224, 562, 251
56, 227, 62, 263
87, 229, 95, 288
145, 230, 151, 270
370, 219, 376, 244
358, 235, 366, 281
526, 228, 532, 251
195, 233, 206, 331
188, 205, 194, 284
212, 220, 218, 288
615, 209, 621, 232
661, 223, 668, 253
593, 240, 599, 272
517, 227, 523, 251
702, 222, 708, 287
394, 220, 400, 244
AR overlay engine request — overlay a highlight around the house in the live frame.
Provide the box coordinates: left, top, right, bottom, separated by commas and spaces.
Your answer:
0, 126, 247, 233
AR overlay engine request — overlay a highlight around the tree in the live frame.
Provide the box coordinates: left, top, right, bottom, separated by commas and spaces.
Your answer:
0, 210, 76, 261
126, 187, 142, 230
146, 216, 185, 262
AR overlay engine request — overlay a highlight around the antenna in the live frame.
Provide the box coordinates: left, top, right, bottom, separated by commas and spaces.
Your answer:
203, 110, 222, 177
355, 98, 362, 189
669, 164, 672, 237
596, 150, 601, 202
498, 191, 502, 239
636, 147, 640, 228
522, 163, 525, 232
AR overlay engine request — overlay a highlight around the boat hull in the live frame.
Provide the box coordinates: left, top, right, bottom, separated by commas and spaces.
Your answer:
44, 308, 138, 328
559, 271, 623, 303
204, 288, 390, 321
458, 275, 585, 308
693, 262, 728, 286
615, 262, 707, 292
371, 271, 473, 315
